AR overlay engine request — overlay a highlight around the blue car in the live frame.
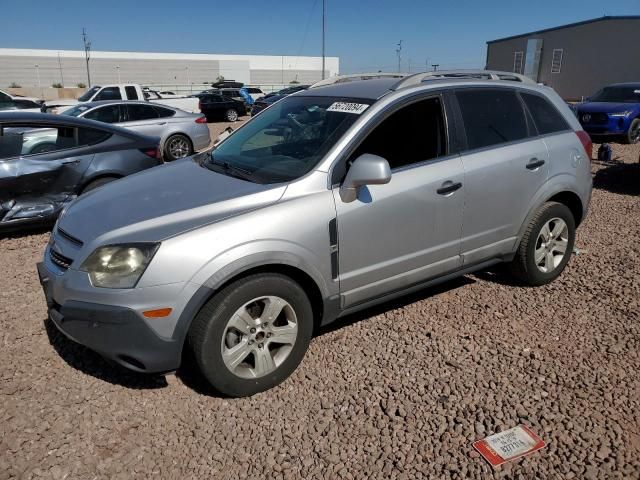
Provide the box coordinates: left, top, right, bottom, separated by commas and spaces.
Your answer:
576, 83, 640, 144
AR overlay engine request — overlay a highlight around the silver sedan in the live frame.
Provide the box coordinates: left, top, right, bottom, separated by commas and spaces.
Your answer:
63, 101, 211, 161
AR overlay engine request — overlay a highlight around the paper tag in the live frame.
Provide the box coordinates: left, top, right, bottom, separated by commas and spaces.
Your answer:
327, 102, 369, 114
473, 425, 545, 468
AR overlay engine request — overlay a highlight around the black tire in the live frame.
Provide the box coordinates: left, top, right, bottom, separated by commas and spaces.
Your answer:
624, 118, 640, 144
510, 202, 576, 286
225, 109, 238, 122
188, 273, 313, 397
164, 134, 192, 161
81, 176, 118, 194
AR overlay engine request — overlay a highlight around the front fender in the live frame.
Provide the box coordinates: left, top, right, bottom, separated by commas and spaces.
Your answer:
190, 240, 332, 299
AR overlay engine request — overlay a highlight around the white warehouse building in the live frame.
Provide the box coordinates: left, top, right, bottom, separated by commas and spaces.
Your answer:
0, 48, 340, 89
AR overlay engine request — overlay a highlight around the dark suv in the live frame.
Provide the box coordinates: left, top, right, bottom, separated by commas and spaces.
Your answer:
198, 94, 247, 122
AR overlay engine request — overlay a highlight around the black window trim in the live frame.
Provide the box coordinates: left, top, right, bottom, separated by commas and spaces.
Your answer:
329, 91, 454, 186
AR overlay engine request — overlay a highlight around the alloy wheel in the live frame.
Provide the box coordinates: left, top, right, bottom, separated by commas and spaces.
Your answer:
168, 136, 190, 159
534, 217, 569, 273
221, 296, 298, 379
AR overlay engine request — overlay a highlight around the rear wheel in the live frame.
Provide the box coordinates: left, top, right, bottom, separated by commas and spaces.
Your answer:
624, 118, 640, 144
188, 273, 313, 397
225, 109, 239, 122
81, 176, 118, 194
510, 202, 576, 286
164, 134, 192, 161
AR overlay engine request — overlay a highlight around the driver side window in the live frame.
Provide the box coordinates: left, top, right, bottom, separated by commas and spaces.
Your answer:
349, 96, 447, 171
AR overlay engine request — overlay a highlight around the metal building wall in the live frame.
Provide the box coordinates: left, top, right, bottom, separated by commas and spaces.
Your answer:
486, 18, 640, 100
0, 49, 339, 89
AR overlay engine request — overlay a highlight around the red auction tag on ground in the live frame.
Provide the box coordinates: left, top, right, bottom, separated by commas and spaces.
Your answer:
473, 425, 545, 468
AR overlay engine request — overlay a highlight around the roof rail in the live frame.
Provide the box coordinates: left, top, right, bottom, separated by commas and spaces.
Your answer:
391, 70, 536, 90
310, 72, 410, 89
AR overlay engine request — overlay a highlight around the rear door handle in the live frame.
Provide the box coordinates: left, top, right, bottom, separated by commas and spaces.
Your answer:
526, 158, 546, 170
437, 181, 463, 195
157, 122, 167, 126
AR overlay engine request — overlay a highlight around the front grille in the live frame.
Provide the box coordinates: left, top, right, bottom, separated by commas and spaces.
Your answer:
49, 248, 73, 270
581, 112, 608, 125
57, 228, 83, 247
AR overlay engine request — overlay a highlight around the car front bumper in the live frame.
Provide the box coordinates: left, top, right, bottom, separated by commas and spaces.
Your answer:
37, 261, 199, 373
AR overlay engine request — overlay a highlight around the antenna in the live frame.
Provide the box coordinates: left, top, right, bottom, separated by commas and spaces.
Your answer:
82, 28, 91, 87
321, 0, 326, 80
396, 40, 403, 73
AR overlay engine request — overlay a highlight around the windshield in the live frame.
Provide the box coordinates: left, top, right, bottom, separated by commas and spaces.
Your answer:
62, 104, 91, 117
77, 86, 101, 102
205, 96, 372, 184
590, 86, 640, 103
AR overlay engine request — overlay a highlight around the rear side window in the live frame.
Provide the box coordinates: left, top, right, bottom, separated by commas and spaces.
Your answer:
521, 93, 569, 135
456, 89, 528, 150
127, 104, 159, 121
77, 127, 112, 146
0, 124, 111, 159
125, 86, 139, 100
85, 105, 121, 124
153, 106, 176, 118
94, 87, 122, 101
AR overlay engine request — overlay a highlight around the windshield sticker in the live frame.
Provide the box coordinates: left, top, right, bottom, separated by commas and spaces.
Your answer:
327, 102, 369, 114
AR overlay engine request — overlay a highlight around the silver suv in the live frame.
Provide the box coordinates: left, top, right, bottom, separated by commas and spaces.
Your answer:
38, 74, 593, 397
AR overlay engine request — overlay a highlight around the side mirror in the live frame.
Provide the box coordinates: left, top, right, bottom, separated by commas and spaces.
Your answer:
340, 153, 391, 203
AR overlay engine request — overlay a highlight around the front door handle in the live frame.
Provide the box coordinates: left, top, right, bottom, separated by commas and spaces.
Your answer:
526, 158, 546, 170
61, 159, 80, 165
437, 181, 463, 195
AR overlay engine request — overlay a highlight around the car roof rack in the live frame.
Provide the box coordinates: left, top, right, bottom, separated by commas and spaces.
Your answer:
390, 70, 536, 90
310, 72, 410, 88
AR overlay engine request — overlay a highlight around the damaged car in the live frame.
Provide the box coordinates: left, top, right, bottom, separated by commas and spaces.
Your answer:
0, 112, 162, 232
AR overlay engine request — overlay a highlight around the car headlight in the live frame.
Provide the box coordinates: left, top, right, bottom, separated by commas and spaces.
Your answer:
80, 243, 159, 288
610, 111, 632, 117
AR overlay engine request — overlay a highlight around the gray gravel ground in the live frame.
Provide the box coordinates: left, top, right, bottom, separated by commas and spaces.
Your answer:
1, 135, 639, 479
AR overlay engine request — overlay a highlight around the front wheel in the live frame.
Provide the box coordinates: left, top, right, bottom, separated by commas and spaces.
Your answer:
225, 109, 238, 122
510, 202, 576, 286
188, 273, 313, 397
624, 118, 640, 144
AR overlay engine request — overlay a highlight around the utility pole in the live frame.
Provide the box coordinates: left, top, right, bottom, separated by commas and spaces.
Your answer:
82, 28, 91, 87
425, 58, 430, 72
396, 40, 403, 73
321, 0, 326, 79
57, 52, 64, 86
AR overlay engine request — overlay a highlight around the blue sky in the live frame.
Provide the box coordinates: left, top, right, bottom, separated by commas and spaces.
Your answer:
1, 0, 638, 73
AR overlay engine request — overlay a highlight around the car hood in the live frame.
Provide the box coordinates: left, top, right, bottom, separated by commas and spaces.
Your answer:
576, 102, 639, 114
58, 157, 286, 244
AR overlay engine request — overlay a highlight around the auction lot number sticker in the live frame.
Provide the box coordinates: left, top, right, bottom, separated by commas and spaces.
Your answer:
327, 102, 369, 114
473, 425, 545, 468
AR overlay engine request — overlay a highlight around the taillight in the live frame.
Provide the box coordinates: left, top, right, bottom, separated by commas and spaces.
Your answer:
575, 130, 592, 160
195, 116, 207, 124
140, 147, 160, 159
